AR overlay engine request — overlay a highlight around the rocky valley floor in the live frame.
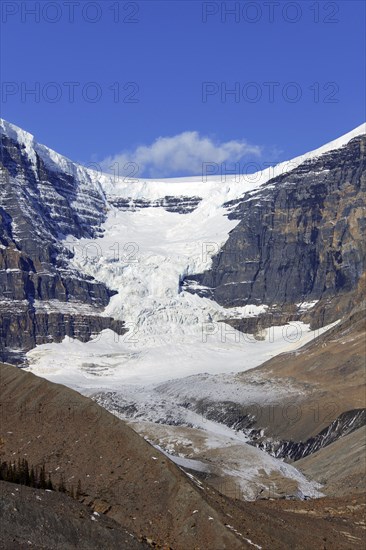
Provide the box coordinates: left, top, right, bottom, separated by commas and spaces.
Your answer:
1, 362, 365, 549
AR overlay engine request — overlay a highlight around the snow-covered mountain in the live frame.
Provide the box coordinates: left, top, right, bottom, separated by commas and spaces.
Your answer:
1, 119, 365, 372
1, 119, 365, 501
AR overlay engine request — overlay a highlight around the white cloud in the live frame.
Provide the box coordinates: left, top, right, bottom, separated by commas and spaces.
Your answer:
100, 131, 262, 178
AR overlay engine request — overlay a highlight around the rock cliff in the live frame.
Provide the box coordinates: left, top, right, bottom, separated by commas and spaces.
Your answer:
186, 136, 366, 324
0, 122, 125, 363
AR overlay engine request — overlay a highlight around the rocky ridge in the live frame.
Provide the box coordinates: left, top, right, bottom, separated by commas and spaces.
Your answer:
186, 134, 366, 328
0, 121, 125, 363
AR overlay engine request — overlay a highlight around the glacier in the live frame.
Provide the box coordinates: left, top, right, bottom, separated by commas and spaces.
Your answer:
13, 118, 364, 388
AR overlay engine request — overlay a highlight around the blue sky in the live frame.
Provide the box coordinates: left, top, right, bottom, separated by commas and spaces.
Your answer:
1, 0, 365, 177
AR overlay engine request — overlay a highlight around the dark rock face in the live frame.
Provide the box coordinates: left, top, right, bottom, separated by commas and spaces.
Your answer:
171, 395, 365, 462
0, 132, 124, 363
109, 195, 202, 214
251, 408, 366, 461
186, 136, 366, 309
0, 300, 125, 364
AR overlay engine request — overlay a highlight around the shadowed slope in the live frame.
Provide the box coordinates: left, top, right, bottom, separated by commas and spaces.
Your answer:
0, 362, 242, 549
1, 363, 366, 549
